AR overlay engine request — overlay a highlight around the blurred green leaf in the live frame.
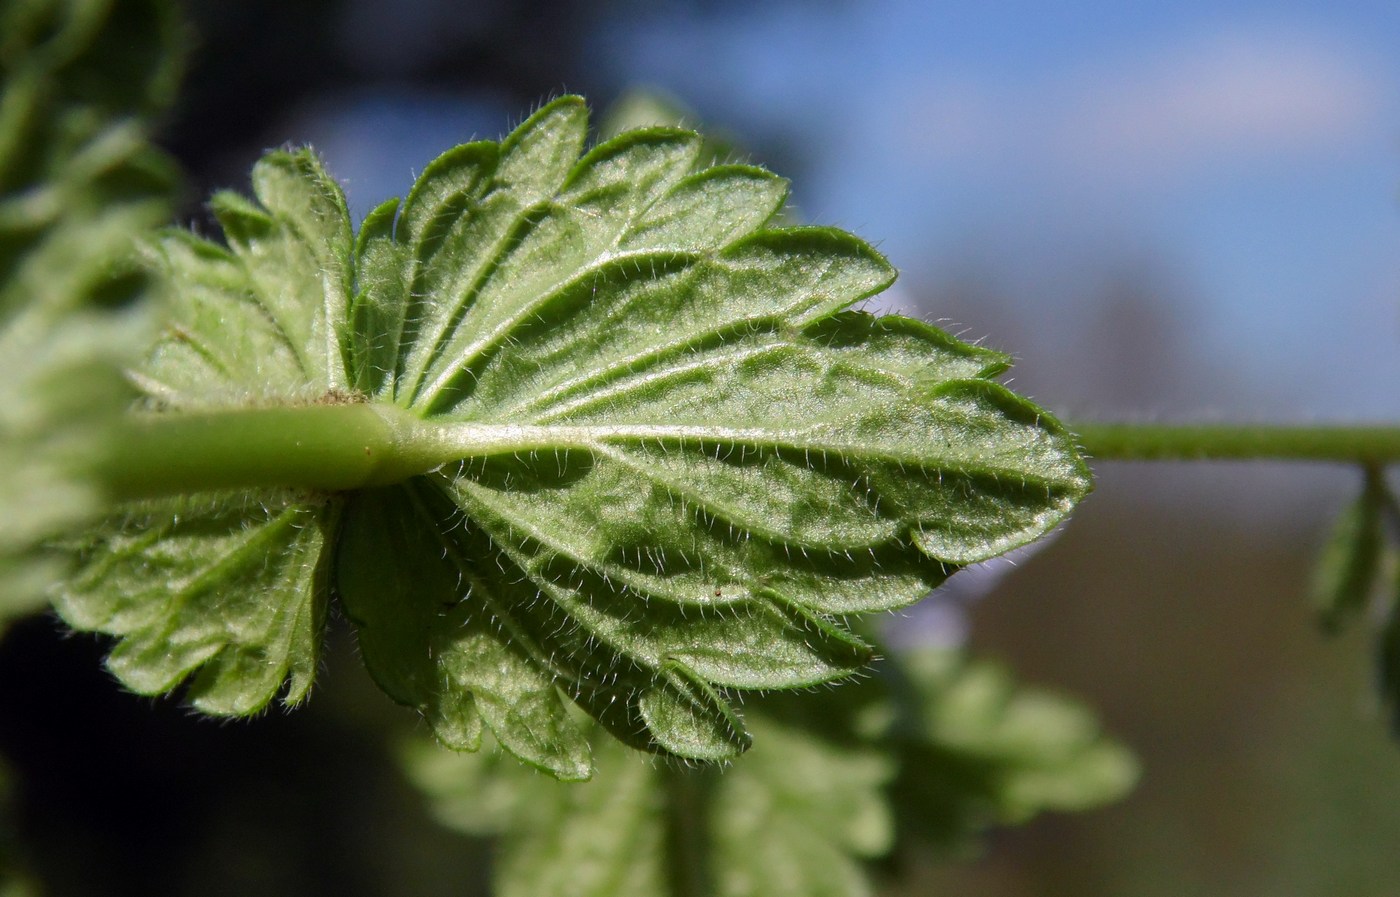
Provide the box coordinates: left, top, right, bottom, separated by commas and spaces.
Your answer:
887, 648, 1139, 849
405, 710, 894, 897
403, 643, 1135, 895
0, 0, 182, 621
1309, 468, 1389, 633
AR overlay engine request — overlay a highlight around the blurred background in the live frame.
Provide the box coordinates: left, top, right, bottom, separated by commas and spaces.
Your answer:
4, 0, 1400, 893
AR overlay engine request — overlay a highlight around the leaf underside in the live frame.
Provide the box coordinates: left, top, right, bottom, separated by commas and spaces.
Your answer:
59, 96, 1090, 777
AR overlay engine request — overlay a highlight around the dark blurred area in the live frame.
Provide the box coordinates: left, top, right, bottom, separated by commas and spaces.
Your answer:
0, 618, 488, 896
166, 0, 607, 205
4, 1, 1400, 894
161, 0, 806, 221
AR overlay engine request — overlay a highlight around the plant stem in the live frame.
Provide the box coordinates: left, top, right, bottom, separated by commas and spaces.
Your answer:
97, 403, 434, 500
663, 765, 713, 897
96, 404, 742, 500
1071, 423, 1400, 465
98, 406, 1400, 502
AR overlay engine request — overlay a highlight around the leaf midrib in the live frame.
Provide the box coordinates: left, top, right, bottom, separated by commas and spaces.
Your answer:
411, 419, 1080, 489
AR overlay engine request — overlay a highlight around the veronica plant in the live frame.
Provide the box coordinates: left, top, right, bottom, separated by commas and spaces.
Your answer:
51, 96, 1090, 779
11, 4, 1400, 894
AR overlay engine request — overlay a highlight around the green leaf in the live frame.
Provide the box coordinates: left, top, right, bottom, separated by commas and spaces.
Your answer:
55, 495, 335, 714
66, 96, 1089, 771
56, 148, 350, 713
706, 715, 894, 897
138, 149, 353, 407
339, 484, 591, 779
344, 97, 1086, 764
403, 645, 1136, 895
0, 0, 181, 619
406, 729, 671, 897
403, 710, 894, 897
1309, 468, 1389, 632
887, 648, 1139, 847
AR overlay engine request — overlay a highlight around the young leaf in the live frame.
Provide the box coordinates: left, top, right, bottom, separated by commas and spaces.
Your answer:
62, 97, 1090, 774
1309, 468, 1389, 632
0, 0, 181, 619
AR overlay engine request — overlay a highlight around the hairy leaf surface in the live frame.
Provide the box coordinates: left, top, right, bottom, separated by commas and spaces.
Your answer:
64, 96, 1089, 772
56, 496, 335, 714
56, 149, 348, 708
343, 98, 1088, 769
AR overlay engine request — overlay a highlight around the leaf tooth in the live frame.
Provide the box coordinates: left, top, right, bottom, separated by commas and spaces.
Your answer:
559, 126, 703, 223
639, 661, 752, 761
398, 140, 499, 245
495, 96, 590, 203
396, 105, 596, 404
209, 190, 274, 243
800, 309, 1012, 384
618, 163, 789, 253
244, 149, 354, 391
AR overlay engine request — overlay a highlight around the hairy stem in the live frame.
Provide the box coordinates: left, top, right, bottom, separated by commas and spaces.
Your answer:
97, 403, 431, 500
93, 404, 724, 500
1072, 423, 1400, 465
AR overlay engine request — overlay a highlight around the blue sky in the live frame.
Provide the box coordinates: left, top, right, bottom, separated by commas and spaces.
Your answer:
594, 1, 1400, 420
297, 1, 1400, 421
